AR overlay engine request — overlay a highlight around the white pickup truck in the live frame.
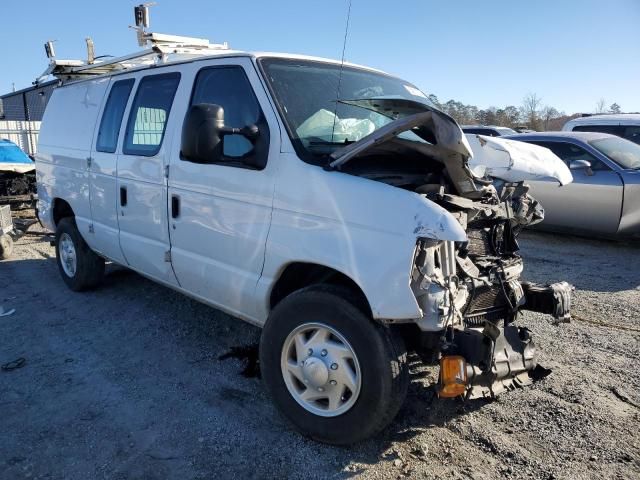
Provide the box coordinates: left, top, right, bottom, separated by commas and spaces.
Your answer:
36, 34, 572, 444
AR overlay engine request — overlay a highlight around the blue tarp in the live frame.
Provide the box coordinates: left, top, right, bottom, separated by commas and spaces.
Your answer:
0, 140, 34, 164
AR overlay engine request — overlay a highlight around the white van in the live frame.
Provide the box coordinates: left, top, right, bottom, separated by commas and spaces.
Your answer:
36, 26, 572, 444
563, 114, 640, 144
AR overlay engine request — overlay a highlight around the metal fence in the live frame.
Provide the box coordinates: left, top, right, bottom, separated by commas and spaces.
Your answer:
0, 81, 55, 122
0, 121, 41, 156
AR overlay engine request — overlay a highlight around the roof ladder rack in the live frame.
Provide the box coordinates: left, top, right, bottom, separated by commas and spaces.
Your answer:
35, 3, 229, 85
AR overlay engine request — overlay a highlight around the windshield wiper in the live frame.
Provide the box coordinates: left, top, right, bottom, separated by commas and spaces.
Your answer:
307, 138, 355, 146
305, 139, 355, 156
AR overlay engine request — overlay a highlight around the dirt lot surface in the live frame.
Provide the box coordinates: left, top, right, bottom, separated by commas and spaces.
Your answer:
1, 225, 639, 480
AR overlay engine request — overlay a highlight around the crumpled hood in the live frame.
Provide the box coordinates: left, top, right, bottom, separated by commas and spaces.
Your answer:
327, 98, 572, 188
466, 134, 573, 185
329, 99, 472, 168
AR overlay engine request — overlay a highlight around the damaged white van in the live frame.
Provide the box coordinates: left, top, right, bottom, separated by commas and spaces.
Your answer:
36, 14, 572, 445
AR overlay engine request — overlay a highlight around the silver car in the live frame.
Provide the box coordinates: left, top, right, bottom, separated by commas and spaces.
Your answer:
505, 132, 640, 237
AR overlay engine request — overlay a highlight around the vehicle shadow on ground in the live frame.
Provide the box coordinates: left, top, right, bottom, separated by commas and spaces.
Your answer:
1, 255, 501, 478
96, 265, 495, 472
315, 366, 493, 476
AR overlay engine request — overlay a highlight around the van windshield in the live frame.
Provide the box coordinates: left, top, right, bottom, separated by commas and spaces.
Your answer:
258, 57, 436, 162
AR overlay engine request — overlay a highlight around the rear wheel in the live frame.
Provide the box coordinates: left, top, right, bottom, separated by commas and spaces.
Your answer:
55, 217, 104, 291
0, 234, 13, 260
260, 285, 409, 445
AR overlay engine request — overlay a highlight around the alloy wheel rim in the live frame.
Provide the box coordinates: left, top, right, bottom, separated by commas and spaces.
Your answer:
59, 233, 77, 277
280, 322, 362, 417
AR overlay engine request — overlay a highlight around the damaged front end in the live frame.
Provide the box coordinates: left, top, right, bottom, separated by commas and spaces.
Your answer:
329, 99, 573, 400
411, 184, 572, 399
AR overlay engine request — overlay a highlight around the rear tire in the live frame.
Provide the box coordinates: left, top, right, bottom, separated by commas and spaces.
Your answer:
0, 234, 13, 260
55, 217, 104, 291
260, 285, 409, 445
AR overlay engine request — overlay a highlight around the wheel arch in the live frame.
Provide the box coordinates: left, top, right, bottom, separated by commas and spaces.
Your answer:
269, 262, 372, 317
52, 198, 75, 226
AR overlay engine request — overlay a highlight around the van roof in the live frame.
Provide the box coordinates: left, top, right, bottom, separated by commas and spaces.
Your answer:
45, 49, 391, 87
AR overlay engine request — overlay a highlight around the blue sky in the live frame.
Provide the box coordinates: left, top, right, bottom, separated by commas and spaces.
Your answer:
1, 0, 638, 113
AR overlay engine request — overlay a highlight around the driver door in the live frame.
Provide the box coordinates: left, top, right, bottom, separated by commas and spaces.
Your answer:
166, 58, 279, 321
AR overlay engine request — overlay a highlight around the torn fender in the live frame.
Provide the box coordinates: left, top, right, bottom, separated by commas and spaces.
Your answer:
466, 134, 573, 185
413, 197, 467, 242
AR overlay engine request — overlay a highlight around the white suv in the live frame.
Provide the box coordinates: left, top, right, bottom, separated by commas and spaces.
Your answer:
36, 49, 572, 444
563, 114, 640, 145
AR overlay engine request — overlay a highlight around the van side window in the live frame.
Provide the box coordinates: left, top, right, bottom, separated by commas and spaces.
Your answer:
190, 66, 266, 160
96, 79, 134, 153
123, 72, 180, 156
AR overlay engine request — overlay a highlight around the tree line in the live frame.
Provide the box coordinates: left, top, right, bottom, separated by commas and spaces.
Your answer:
426, 93, 625, 131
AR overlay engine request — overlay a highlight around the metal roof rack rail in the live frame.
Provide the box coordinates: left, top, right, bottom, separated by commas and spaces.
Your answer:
35, 3, 229, 85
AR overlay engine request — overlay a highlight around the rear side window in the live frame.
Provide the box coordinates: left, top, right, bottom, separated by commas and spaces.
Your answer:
96, 79, 134, 153
123, 72, 180, 156
190, 66, 263, 158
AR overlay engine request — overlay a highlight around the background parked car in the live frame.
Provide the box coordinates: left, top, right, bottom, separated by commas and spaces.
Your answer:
0, 138, 36, 198
505, 132, 640, 237
563, 114, 640, 145
461, 125, 517, 137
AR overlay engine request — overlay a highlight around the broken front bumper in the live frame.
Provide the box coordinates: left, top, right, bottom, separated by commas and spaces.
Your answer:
440, 281, 571, 399
444, 323, 546, 399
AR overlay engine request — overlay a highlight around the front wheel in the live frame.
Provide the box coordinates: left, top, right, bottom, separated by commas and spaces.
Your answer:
260, 285, 409, 445
55, 217, 105, 291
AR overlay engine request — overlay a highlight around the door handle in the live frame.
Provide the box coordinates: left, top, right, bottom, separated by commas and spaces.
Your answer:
171, 195, 180, 219
120, 186, 127, 207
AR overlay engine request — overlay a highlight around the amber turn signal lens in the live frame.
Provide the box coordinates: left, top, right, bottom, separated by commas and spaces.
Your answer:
438, 355, 467, 398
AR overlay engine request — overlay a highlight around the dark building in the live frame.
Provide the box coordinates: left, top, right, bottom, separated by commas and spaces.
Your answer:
0, 81, 56, 121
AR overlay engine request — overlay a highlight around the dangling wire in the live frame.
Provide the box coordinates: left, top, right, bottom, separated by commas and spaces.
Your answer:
330, 0, 353, 145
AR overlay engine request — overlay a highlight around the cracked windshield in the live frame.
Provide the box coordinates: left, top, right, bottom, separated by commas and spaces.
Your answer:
260, 58, 437, 158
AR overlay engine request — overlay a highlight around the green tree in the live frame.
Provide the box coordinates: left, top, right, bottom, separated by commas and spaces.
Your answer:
609, 103, 622, 114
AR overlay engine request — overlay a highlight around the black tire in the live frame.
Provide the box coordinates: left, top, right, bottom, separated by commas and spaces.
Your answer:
260, 285, 409, 445
55, 217, 104, 291
0, 234, 13, 260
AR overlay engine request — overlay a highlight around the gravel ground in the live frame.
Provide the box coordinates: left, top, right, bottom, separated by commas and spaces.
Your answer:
1, 224, 639, 479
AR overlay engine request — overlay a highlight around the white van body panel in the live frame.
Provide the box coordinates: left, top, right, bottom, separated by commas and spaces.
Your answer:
166, 57, 281, 321
36, 53, 473, 327
256, 151, 465, 322
89, 78, 133, 265
36, 77, 110, 235
115, 72, 180, 286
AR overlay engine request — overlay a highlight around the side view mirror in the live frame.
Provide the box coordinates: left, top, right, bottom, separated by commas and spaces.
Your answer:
569, 159, 593, 176
181, 103, 260, 164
